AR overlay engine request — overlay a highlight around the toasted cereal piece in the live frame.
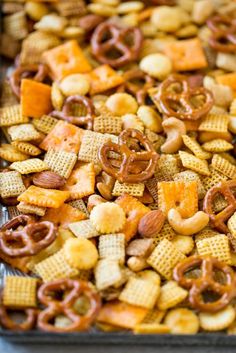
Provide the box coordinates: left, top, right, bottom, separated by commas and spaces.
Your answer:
199, 306, 235, 332
134, 323, 170, 334
198, 113, 229, 133
41, 203, 86, 228
98, 233, 125, 265
18, 185, 70, 208
230, 98, 236, 116
11, 141, 41, 156
164, 308, 199, 334
54, 0, 86, 17
0, 171, 25, 199
51, 82, 64, 111
63, 163, 95, 199
211, 154, 236, 179
112, 180, 145, 197
1, 81, 18, 108
78, 130, 111, 163
158, 181, 198, 218
42, 40, 91, 81
34, 249, 78, 282
0, 144, 29, 162
145, 177, 159, 203
90, 202, 126, 234
44, 148, 77, 179
141, 309, 166, 324
34, 13, 67, 34
63, 237, 98, 270
122, 114, 144, 132
17, 202, 46, 217
97, 301, 148, 329
171, 235, 195, 255
155, 154, 181, 182
219, 152, 236, 166
105, 93, 138, 117
88, 64, 124, 95
173, 170, 205, 200
119, 277, 160, 310
3, 276, 38, 308
163, 38, 207, 71
196, 234, 231, 264
69, 219, 100, 239
32, 115, 58, 134
94, 259, 123, 291
145, 129, 165, 152
137, 106, 163, 133
40, 121, 83, 154
0, 105, 29, 127
7, 124, 41, 142
10, 159, 49, 174
228, 212, 236, 240
157, 281, 188, 310
201, 165, 228, 191
213, 194, 228, 213
8, 206, 21, 219
179, 151, 210, 176
182, 135, 211, 160
202, 139, 233, 153
153, 222, 176, 246
68, 199, 89, 217
3, 11, 28, 40
195, 227, 220, 244
137, 270, 161, 286
20, 30, 61, 65
94, 116, 122, 135
116, 194, 150, 241
147, 239, 186, 280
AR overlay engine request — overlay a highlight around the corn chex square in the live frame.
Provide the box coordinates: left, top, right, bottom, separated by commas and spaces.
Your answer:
119, 277, 160, 309
94, 116, 122, 135
3, 276, 38, 308
78, 130, 111, 163
112, 180, 145, 197
0, 105, 29, 127
0, 171, 26, 198
198, 113, 229, 132
196, 234, 231, 265
10, 158, 49, 174
94, 259, 123, 291
147, 239, 186, 279
69, 220, 100, 239
98, 234, 125, 265
44, 148, 77, 179
157, 281, 188, 310
32, 115, 58, 134
8, 124, 41, 142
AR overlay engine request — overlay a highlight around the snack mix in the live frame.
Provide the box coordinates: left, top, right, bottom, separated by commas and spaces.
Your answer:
2, 0, 236, 336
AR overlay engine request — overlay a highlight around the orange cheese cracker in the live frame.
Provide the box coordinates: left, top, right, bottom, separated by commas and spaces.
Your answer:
21, 79, 52, 118
39, 120, 84, 153
42, 40, 92, 80
97, 300, 148, 329
158, 181, 198, 218
18, 185, 70, 208
163, 38, 207, 72
41, 203, 86, 228
88, 65, 124, 95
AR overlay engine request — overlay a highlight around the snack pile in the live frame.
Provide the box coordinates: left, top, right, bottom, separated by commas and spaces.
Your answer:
2, 0, 236, 335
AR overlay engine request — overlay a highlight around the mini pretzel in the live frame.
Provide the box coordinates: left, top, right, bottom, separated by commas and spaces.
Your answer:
156, 74, 213, 120
0, 215, 57, 257
91, 22, 143, 68
117, 68, 155, 105
0, 298, 38, 331
37, 279, 101, 332
10, 64, 49, 99
203, 180, 236, 234
98, 128, 159, 183
51, 95, 94, 130
207, 15, 236, 53
173, 255, 236, 312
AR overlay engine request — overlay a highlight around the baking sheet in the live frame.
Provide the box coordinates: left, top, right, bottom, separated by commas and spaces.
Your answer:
1, 63, 236, 347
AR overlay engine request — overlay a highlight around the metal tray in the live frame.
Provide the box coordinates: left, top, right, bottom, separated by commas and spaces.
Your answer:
1, 62, 236, 348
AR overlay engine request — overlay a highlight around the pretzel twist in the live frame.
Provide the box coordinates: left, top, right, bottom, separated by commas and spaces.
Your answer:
99, 128, 159, 183
173, 255, 236, 312
0, 215, 57, 257
37, 279, 101, 332
207, 15, 236, 53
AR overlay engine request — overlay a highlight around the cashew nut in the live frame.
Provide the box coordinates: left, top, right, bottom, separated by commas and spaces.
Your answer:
127, 256, 149, 272
167, 208, 209, 236
161, 117, 186, 154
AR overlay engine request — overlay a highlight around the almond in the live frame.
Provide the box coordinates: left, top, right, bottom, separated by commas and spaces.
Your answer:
138, 210, 165, 238
32, 171, 65, 189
